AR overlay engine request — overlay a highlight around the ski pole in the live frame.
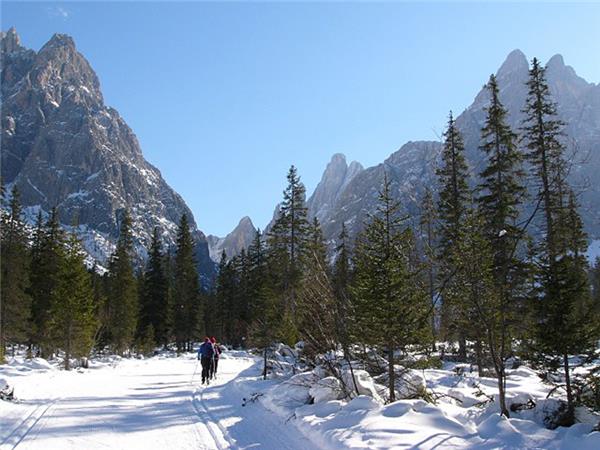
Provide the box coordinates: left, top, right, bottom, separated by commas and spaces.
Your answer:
191, 359, 199, 385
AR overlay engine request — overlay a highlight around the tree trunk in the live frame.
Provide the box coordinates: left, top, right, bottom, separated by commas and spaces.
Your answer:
475, 339, 484, 377
458, 333, 467, 361
263, 346, 268, 380
388, 344, 396, 403
563, 352, 575, 424
65, 324, 72, 370
343, 345, 360, 397
497, 367, 509, 418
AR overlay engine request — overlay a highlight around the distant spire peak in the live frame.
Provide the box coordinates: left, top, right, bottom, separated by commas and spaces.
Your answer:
546, 54, 566, 69
497, 49, 529, 77
1, 26, 23, 53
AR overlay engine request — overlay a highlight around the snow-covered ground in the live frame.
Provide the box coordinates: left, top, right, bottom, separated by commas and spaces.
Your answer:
1, 350, 599, 449
0, 351, 310, 450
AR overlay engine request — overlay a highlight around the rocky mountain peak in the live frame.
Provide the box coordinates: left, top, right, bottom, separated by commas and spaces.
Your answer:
207, 216, 257, 262
42, 33, 76, 51
307, 152, 364, 224
1, 30, 214, 281
306, 49, 600, 252
32, 32, 102, 103
496, 49, 529, 78
0, 27, 23, 54
546, 53, 565, 70
238, 216, 254, 229
545, 53, 590, 96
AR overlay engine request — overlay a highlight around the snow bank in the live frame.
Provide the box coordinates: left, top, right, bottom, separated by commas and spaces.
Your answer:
256, 351, 600, 450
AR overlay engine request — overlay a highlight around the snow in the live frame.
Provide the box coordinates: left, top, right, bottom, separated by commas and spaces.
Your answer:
85, 171, 101, 182
1, 350, 598, 449
65, 190, 90, 201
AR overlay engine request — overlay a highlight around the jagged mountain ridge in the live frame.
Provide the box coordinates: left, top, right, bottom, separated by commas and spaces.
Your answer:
207, 216, 257, 262
304, 49, 600, 247
0, 28, 214, 280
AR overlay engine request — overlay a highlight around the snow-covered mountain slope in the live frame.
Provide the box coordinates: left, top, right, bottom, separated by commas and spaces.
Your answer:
0, 28, 214, 279
306, 50, 600, 248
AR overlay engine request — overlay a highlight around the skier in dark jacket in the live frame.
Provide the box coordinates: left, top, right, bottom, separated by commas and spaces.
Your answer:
209, 337, 222, 380
197, 337, 215, 385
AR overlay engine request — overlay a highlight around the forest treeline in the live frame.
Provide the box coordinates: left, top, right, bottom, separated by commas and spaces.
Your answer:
1, 58, 599, 423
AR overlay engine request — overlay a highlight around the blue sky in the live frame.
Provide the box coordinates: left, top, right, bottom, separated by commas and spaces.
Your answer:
2, 1, 599, 236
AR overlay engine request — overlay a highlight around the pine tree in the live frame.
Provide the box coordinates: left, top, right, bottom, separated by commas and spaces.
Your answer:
264, 166, 311, 344
521, 58, 596, 423
139, 227, 170, 347
50, 234, 97, 369
247, 229, 266, 324
436, 112, 470, 258
212, 251, 227, 339
246, 229, 280, 377
171, 214, 201, 352
351, 174, 428, 403
29, 207, 66, 357
267, 165, 310, 322
89, 263, 108, 350
233, 249, 252, 347
436, 112, 471, 358
419, 188, 438, 352
592, 257, 600, 313
106, 211, 138, 355
0, 186, 31, 360
476, 75, 526, 417
214, 250, 237, 344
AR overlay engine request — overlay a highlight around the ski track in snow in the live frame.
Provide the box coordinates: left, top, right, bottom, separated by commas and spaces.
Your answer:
0, 353, 312, 450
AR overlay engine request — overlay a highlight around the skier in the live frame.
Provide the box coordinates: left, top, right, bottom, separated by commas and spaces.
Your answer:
210, 337, 222, 379
197, 337, 215, 385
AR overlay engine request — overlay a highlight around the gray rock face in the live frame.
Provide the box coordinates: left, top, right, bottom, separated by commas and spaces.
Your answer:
307, 153, 363, 226
1, 29, 214, 280
207, 216, 256, 262
307, 50, 600, 247
312, 141, 440, 247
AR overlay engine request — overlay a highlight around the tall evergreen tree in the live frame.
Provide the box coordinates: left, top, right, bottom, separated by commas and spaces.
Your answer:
233, 249, 252, 346
436, 112, 470, 258
171, 214, 201, 351
476, 74, 526, 417
139, 227, 170, 347
521, 58, 596, 423
592, 257, 600, 312
106, 211, 138, 355
214, 250, 237, 344
0, 186, 31, 360
29, 207, 66, 357
247, 229, 266, 310
266, 165, 310, 342
436, 112, 471, 358
419, 188, 438, 352
50, 234, 97, 369
246, 229, 280, 377
351, 174, 428, 403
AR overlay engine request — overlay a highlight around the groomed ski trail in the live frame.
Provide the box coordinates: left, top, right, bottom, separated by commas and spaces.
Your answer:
1, 352, 314, 450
